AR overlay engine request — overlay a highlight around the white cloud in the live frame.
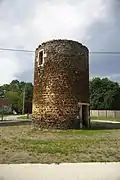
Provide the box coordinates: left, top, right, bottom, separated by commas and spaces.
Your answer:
0, 0, 117, 85
0, 53, 20, 85
24, 0, 109, 46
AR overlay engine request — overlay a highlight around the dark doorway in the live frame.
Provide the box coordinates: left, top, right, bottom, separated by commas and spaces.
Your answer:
82, 105, 88, 127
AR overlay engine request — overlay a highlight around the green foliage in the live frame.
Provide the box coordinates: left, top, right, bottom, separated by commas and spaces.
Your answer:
5, 91, 22, 113
1, 76, 120, 113
0, 80, 33, 114
0, 86, 4, 98
90, 77, 120, 110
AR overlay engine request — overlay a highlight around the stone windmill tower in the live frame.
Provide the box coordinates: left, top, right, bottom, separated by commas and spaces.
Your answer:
32, 39, 89, 129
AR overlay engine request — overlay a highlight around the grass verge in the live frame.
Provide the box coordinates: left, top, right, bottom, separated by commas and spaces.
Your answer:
1, 122, 120, 163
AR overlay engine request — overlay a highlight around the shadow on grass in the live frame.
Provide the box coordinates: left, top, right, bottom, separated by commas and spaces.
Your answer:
88, 121, 120, 130
1, 120, 120, 131
0, 120, 32, 126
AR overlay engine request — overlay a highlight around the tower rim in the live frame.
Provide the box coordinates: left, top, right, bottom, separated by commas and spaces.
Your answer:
36, 39, 89, 52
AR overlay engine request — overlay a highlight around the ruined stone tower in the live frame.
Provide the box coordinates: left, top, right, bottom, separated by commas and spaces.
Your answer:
32, 39, 89, 129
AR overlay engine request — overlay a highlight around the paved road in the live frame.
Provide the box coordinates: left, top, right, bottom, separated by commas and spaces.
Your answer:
91, 119, 120, 129
0, 115, 32, 126
0, 163, 120, 180
92, 119, 120, 123
1, 116, 119, 123
0, 115, 24, 121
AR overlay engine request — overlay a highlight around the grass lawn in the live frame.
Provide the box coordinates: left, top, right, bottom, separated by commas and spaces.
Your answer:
91, 116, 120, 121
1, 122, 120, 164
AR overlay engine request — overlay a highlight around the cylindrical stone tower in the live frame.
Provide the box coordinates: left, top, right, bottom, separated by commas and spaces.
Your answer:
32, 39, 89, 129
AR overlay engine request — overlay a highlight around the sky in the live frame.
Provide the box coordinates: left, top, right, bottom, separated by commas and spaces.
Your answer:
0, 0, 120, 85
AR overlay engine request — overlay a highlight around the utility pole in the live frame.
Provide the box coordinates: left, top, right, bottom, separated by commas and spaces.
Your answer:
22, 87, 26, 115
1, 105, 4, 121
1, 90, 6, 121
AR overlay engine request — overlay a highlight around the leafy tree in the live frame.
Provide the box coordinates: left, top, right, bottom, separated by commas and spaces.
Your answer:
0, 80, 33, 114
1, 77, 120, 113
0, 87, 4, 98
90, 77, 120, 110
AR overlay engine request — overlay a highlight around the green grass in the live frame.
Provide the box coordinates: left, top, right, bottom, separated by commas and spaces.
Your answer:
1, 123, 120, 163
91, 116, 120, 121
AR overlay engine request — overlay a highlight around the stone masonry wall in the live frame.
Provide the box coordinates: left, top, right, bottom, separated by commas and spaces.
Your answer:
32, 39, 89, 129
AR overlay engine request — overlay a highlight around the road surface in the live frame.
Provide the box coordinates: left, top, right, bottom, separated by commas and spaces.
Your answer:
92, 119, 120, 123
0, 115, 20, 121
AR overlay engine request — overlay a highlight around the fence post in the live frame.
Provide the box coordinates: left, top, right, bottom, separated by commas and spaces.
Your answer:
79, 105, 82, 129
106, 110, 107, 118
90, 110, 92, 117
114, 111, 116, 118
98, 110, 99, 117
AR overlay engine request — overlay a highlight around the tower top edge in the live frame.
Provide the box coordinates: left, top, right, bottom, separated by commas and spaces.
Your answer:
35, 39, 89, 52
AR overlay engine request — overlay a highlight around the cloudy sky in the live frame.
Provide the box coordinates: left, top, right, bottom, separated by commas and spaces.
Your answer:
0, 0, 120, 85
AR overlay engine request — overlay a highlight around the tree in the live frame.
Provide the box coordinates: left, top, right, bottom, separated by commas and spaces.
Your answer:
104, 88, 120, 110
0, 87, 4, 98
24, 83, 33, 113
90, 77, 120, 110
5, 91, 22, 113
0, 80, 33, 114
